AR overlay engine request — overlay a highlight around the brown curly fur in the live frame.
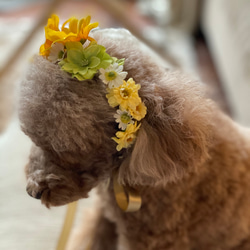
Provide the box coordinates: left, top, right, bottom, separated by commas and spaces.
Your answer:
19, 29, 250, 250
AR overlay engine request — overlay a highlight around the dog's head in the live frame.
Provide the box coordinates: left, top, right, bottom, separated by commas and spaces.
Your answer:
19, 28, 212, 206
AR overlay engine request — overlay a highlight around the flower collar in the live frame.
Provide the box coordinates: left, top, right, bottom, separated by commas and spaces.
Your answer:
40, 14, 147, 151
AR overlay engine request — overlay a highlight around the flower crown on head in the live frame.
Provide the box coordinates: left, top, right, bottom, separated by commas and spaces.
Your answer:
40, 14, 147, 151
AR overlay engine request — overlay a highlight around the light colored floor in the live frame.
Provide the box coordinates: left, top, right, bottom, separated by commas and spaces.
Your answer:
0, 115, 65, 250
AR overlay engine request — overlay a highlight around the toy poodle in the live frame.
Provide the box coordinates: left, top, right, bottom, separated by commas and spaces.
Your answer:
19, 15, 250, 250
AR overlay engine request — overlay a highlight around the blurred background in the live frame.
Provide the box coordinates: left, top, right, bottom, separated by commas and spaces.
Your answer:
0, 0, 249, 249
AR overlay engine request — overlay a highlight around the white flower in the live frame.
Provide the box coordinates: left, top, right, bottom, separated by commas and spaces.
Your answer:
48, 43, 65, 63
99, 63, 127, 88
114, 109, 134, 130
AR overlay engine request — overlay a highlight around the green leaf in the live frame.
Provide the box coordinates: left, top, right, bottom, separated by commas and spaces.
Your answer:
96, 45, 106, 55
61, 63, 75, 73
72, 66, 82, 74
85, 44, 101, 58
67, 49, 85, 66
77, 67, 88, 75
83, 69, 97, 79
59, 41, 115, 81
58, 59, 66, 67
65, 42, 84, 51
88, 56, 100, 68
101, 52, 110, 60
116, 58, 125, 66
73, 73, 85, 81
98, 59, 112, 69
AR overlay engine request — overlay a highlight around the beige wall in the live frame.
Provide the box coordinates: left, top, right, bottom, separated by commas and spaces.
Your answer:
202, 0, 250, 126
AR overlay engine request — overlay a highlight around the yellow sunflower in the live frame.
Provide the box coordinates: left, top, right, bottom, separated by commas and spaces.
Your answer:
112, 122, 141, 151
106, 78, 141, 110
40, 14, 98, 56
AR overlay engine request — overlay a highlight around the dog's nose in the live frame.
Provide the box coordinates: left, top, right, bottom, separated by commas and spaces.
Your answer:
34, 191, 43, 199
26, 188, 43, 199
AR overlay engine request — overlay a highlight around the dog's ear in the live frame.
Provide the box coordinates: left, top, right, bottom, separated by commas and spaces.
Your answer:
118, 71, 213, 186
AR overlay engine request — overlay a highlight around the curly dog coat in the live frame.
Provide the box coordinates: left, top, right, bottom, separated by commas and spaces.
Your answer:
19, 28, 250, 250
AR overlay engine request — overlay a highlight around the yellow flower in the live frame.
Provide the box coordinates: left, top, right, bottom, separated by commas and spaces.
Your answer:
129, 102, 147, 121
61, 15, 98, 43
112, 122, 141, 151
39, 14, 98, 56
47, 14, 60, 30
40, 14, 64, 56
106, 78, 141, 110
40, 39, 53, 57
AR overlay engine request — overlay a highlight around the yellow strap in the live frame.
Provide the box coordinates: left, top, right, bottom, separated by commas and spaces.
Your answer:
113, 171, 142, 212
56, 201, 78, 250
55, 171, 141, 250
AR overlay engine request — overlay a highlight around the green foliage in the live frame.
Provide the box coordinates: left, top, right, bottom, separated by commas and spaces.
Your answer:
59, 42, 113, 80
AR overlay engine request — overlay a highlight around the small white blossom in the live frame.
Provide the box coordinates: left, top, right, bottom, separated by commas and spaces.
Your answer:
48, 43, 65, 63
99, 63, 127, 88
114, 109, 134, 130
